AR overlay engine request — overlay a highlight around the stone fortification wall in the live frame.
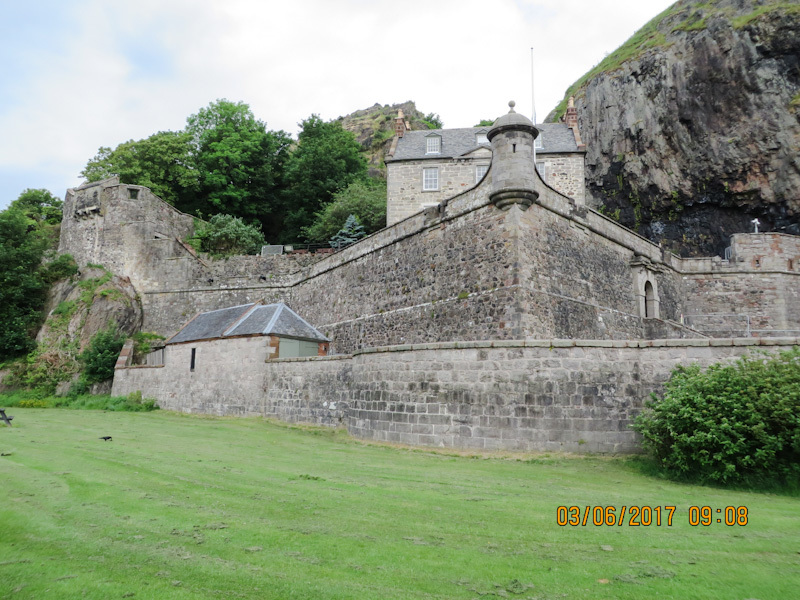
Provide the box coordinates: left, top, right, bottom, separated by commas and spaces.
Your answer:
112, 337, 799, 453
678, 234, 800, 337
59, 179, 195, 288
60, 145, 797, 347
140, 166, 703, 349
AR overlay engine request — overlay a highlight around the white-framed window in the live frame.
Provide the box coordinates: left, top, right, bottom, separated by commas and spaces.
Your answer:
534, 135, 543, 149
475, 164, 489, 182
536, 161, 546, 182
476, 133, 489, 145
423, 167, 439, 191
426, 135, 441, 154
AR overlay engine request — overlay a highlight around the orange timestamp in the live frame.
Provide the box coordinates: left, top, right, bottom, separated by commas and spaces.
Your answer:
557, 505, 676, 526
556, 505, 749, 527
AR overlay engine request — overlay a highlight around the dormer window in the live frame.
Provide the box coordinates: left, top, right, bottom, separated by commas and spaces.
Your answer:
476, 133, 489, 145
534, 135, 543, 149
426, 135, 441, 155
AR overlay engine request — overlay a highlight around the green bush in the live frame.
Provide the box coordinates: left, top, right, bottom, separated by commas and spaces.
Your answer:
190, 214, 265, 256
39, 254, 79, 284
633, 348, 800, 487
80, 326, 127, 384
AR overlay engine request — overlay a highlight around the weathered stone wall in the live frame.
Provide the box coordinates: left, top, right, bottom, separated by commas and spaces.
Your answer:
679, 234, 800, 336
114, 336, 271, 416
58, 179, 196, 289
536, 153, 585, 203
386, 150, 492, 225
112, 337, 799, 453
60, 146, 798, 348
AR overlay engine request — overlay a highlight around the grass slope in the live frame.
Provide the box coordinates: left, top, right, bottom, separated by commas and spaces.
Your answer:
1, 409, 799, 599
550, 0, 800, 120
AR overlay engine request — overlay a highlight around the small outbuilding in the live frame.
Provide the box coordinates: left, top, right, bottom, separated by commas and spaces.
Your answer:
167, 302, 330, 366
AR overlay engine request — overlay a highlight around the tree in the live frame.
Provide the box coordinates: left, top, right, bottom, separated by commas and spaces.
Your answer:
280, 115, 368, 242
329, 214, 366, 250
474, 119, 495, 127
186, 100, 292, 232
190, 214, 266, 257
0, 208, 50, 359
302, 179, 386, 243
422, 113, 443, 129
80, 131, 199, 207
10, 188, 63, 225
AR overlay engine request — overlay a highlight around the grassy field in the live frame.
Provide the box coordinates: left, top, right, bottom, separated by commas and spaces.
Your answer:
1, 409, 798, 599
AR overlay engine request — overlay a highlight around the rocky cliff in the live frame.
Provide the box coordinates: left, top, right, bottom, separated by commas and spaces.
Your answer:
337, 101, 438, 178
551, 0, 800, 256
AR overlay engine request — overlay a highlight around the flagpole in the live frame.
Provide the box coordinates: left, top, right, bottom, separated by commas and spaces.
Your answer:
531, 47, 537, 166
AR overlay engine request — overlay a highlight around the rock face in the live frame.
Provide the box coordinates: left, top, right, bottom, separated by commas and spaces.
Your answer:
37, 267, 143, 353
557, 0, 800, 256
337, 101, 438, 178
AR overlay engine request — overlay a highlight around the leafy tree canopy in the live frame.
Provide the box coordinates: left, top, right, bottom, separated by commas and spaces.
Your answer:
0, 204, 52, 359
79, 101, 380, 245
302, 179, 386, 243
9, 188, 63, 225
421, 112, 443, 129
474, 119, 495, 127
81, 132, 199, 207
185, 100, 292, 229
280, 115, 368, 243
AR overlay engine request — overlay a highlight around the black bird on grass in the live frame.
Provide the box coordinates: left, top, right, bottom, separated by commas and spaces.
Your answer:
99, 436, 112, 441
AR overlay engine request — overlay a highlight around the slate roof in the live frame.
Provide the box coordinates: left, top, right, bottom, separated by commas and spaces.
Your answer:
387, 123, 580, 162
167, 302, 329, 344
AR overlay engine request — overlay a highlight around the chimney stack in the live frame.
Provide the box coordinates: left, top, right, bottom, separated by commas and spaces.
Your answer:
395, 109, 408, 138
565, 97, 586, 150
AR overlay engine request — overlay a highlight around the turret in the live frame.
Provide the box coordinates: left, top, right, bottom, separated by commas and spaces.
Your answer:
487, 101, 539, 210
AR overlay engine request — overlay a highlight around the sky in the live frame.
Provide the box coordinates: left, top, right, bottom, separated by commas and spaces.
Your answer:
0, 0, 676, 210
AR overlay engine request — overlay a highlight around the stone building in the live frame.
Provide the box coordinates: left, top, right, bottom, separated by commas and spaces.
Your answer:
60, 100, 799, 453
385, 99, 586, 225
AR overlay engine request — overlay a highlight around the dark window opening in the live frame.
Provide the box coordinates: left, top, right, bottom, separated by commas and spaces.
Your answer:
190, 348, 196, 372
512, 143, 516, 153
129, 188, 139, 199
789, 259, 794, 271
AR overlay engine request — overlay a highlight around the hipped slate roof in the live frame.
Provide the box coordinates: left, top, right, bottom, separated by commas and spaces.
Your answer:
387, 123, 579, 162
167, 302, 330, 345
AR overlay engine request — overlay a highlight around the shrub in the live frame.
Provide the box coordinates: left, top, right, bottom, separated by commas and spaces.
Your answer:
80, 326, 127, 384
39, 254, 79, 284
0, 389, 158, 412
190, 214, 265, 256
132, 332, 165, 357
633, 348, 800, 487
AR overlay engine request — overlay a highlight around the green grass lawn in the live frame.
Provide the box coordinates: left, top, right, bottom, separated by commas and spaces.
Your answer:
1, 409, 798, 599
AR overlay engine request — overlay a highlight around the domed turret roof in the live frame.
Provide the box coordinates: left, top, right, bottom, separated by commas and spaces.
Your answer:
488, 101, 538, 141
